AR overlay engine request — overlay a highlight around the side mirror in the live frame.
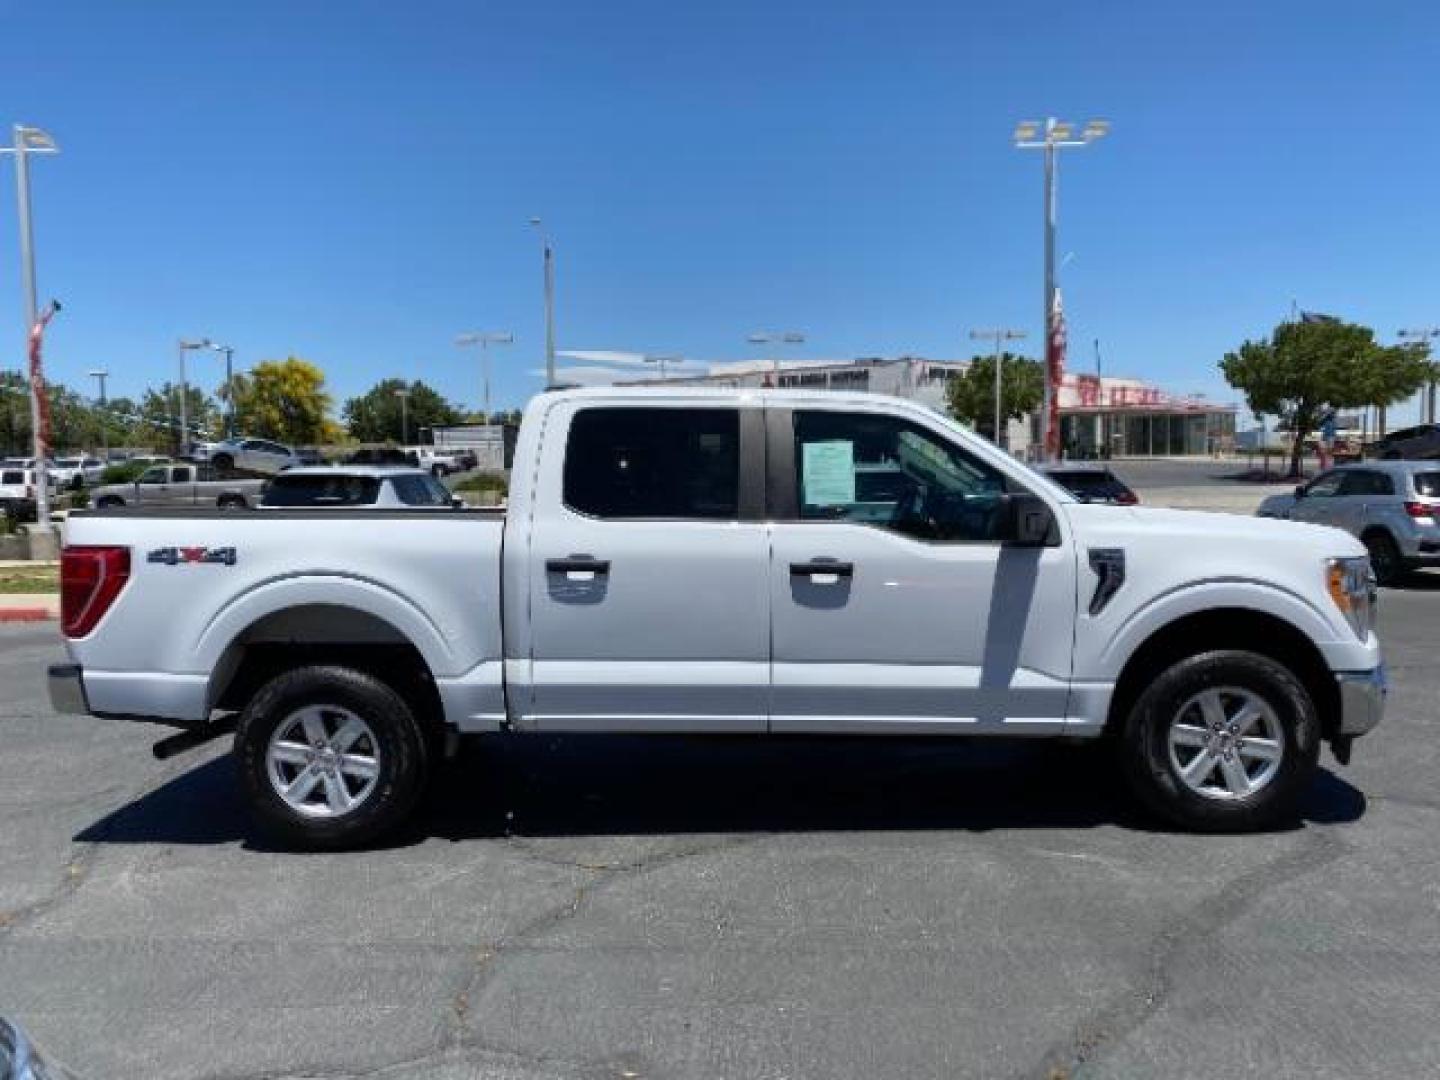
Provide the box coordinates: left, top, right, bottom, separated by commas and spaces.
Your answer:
1001, 492, 1060, 547
1294, 484, 1307, 499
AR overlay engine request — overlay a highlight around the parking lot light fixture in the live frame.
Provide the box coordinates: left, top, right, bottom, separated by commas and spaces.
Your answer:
455, 332, 514, 422
393, 388, 411, 445
1014, 116, 1110, 462
969, 329, 1027, 450
748, 331, 806, 381
88, 369, 110, 456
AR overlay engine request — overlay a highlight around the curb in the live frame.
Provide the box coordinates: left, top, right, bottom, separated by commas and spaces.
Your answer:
0, 607, 56, 623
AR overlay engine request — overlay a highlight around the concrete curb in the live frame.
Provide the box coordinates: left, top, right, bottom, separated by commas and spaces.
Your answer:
0, 593, 59, 622
0, 606, 55, 623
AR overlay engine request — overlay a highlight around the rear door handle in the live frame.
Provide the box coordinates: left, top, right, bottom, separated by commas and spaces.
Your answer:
790, 559, 854, 580
546, 555, 611, 575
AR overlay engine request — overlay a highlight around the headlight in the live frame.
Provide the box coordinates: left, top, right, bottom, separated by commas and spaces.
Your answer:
1326, 556, 1377, 641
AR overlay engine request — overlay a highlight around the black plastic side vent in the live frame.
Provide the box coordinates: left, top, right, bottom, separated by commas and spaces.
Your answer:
1088, 548, 1126, 615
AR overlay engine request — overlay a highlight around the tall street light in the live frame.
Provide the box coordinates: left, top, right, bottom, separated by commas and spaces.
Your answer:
88, 369, 110, 457
394, 387, 411, 445
529, 218, 556, 387
1014, 117, 1110, 461
200, 341, 236, 439
644, 354, 684, 380
455, 332, 514, 422
969, 329, 1026, 450
176, 338, 213, 455
747, 331, 806, 382
3, 124, 59, 526
1398, 327, 1440, 424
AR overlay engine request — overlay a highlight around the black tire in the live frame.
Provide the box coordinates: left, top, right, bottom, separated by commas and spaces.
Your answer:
1362, 529, 1406, 587
95, 495, 125, 509
216, 495, 247, 511
212, 453, 234, 472
1118, 650, 1321, 832
234, 665, 430, 850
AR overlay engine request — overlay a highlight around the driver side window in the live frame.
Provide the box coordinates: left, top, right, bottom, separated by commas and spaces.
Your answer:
1305, 471, 1344, 498
792, 411, 1008, 543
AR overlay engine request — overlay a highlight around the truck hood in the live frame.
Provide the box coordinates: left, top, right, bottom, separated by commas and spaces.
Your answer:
1062, 502, 1366, 560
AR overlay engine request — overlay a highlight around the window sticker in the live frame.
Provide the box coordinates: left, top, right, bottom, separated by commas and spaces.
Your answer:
802, 440, 856, 505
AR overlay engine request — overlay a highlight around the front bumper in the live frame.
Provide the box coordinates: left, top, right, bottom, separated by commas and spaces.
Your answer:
48, 663, 90, 716
1336, 665, 1386, 736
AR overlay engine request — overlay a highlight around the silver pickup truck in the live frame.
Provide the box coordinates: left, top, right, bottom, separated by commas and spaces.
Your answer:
49, 388, 1384, 849
89, 463, 266, 510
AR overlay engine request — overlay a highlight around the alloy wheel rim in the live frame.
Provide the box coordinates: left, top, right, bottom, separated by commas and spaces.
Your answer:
266, 705, 382, 818
1167, 686, 1285, 801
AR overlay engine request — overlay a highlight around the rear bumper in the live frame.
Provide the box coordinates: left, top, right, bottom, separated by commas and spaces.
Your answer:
48, 663, 90, 716
1336, 666, 1386, 737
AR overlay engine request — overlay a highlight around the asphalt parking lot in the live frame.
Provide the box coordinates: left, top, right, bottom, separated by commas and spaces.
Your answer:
1, 569, 1437, 1080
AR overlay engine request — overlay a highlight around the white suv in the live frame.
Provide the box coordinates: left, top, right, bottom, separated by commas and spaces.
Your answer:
202, 438, 301, 475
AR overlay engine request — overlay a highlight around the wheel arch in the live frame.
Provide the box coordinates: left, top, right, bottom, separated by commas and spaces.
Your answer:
1104, 607, 1340, 741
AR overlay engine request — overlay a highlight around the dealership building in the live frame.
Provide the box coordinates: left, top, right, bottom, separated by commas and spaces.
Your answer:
634, 357, 1237, 458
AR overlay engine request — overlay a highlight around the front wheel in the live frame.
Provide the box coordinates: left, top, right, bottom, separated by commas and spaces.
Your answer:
235, 666, 430, 850
1363, 530, 1406, 587
95, 495, 125, 509
1118, 650, 1320, 832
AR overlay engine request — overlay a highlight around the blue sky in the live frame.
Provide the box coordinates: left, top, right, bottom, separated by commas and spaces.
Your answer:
3, 0, 1438, 423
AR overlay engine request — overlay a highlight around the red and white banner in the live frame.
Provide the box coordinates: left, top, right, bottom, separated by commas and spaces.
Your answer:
1045, 288, 1067, 459
28, 302, 59, 461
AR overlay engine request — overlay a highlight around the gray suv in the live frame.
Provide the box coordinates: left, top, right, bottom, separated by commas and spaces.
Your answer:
1257, 461, 1440, 584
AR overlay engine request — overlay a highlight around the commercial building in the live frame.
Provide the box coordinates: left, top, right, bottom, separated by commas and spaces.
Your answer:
631, 357, 1237, 458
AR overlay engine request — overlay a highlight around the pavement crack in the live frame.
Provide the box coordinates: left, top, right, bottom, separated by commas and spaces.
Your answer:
1020, 828, 1348, 1080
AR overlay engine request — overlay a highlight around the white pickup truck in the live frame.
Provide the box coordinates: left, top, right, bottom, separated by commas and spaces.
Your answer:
49, 388, 1385, 848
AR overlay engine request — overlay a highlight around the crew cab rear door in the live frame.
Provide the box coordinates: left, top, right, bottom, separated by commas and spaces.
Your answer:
764, 403, 1078, 733
518, 397, 770, 731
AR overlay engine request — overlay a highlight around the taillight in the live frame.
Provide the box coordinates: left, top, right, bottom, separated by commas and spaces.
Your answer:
1117, 490, 1139, 505
1404, 501, 1436, 520
61, 545, 131, 638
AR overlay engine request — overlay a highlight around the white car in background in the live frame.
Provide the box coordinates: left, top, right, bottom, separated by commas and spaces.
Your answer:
200, 437, 301, 475
50, 456, 106, 490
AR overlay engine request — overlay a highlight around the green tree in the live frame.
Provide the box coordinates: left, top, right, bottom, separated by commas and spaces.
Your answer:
137, 383, 219, 454
945, 353, 1043, 447
343, 378, 462, 443
231, 358, 333, 445
1221, 320, 1428, 477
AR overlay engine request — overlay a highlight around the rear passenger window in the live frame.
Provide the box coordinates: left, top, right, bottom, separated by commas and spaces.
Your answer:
564, 408, 739, 519
1340, 471, 1392, 496
172, 467, 193, 483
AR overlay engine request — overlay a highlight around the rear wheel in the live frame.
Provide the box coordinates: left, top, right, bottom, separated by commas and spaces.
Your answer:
216, 494, 247, 510
95, 495, 124, 509
1119, 650, 1320, 832
235, 666, 430, 850
1362, 530, 1406, 587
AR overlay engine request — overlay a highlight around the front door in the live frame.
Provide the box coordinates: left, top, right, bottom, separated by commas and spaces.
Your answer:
1289, 469, 1345, 525
521, 400, 770, 731
766, 405, 1077, 733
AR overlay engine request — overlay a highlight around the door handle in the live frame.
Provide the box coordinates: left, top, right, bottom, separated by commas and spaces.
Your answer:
546, 555, 611, 575
790, 559, 854, 580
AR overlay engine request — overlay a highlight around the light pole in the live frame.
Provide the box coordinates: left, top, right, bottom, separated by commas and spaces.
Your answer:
3, 124, 59, 526
455, 332, 514, 421
969, 329, 1026, 449
1014, 117, 1110, 461
176, 338, 212, 455
529, 218, 556, 387
200, 341, 236, 438
394, 388, 411, 445
644, 354, 684, 380
88, 369, 109, 457
747, 331, 806, 382
1398, 327, 1440, 424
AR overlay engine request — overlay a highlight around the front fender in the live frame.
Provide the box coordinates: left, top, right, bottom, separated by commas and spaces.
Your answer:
1095, 578, 1357, 680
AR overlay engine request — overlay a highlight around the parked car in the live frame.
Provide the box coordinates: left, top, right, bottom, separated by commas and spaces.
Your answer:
50, 456, 106, 490
1365, 423, 1440, 461
1040, 464, 1139, 505
0, 466, 59, 521
89, 463, 266, 510
259, 467, 460, 509
50, 387, 1383, 849
403, 446, 470, 477
199, 438, 301, 475
1256, 461, 1440, 584
0, 1014, 78, 1079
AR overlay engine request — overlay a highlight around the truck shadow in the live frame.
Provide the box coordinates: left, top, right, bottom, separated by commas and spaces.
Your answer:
75, 735, 1367, 851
